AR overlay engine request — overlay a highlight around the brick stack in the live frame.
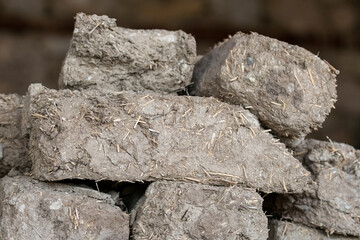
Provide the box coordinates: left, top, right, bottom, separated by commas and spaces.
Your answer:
0, 13, 358, 239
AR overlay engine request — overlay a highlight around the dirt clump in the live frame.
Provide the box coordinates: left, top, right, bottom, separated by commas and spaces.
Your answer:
132, 181, 268, 240
24, 84, 311, 193
0, 94, 28, 177
0, 174, 129, 240
59, 13, 196, 94
268, 220, 358, 240
266, 139, 360, 236
191, 32, 337, 146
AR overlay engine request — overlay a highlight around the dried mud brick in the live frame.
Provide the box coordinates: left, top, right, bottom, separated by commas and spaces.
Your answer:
0, 175, 129, 239
132, 181, 268, 240
59, 13, 196, 94
24, 84, 311, 193
0, 94, 28, 177
191, 32, 337, 146
268, 220, 357, 240
270, 140, 360, 236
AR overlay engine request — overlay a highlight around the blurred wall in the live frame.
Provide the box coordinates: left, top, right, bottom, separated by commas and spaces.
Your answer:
0, 0, 359, 148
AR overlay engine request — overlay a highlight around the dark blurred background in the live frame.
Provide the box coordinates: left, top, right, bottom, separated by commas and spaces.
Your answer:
0, 0, 359, 148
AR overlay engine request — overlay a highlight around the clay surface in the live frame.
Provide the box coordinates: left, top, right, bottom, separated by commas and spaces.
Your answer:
191, 32, 337, 145
268, 220, 358, 240
59, 13, 196, 94
269, 139, 360, 236
0, 94, 28, 177
24, 84, 311, 193
132, 181, 268, 240
0, 175, 129, 240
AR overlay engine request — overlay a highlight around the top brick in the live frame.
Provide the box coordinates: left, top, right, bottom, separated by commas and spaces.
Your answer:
59, 13, 196, 94
191, 32, 337, 146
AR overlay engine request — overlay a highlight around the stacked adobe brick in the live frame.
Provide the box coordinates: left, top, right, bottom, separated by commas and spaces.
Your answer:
0, 13, 359, 239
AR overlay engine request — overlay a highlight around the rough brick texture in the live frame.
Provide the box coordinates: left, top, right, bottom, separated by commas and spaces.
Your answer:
191, 32, 337, 146
0, 175, 129, 240
59, 13, 196, 94
268, 220, 358, 240
23, 84, 311, 193
0, 94, 28, 177
269, 139, 360, 236
133, 181, 268, 240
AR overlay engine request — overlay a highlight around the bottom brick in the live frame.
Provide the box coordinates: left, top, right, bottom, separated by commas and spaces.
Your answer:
132, 181, 268, 240
0, 175, 129, 240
